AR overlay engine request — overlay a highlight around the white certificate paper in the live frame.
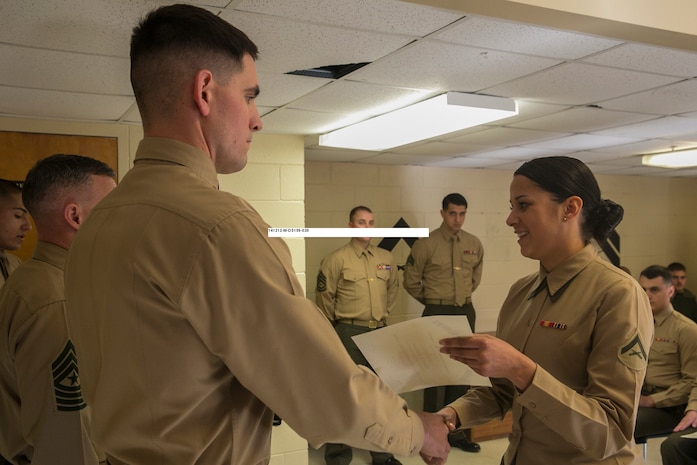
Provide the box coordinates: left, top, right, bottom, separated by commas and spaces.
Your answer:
352, 316, 491, 393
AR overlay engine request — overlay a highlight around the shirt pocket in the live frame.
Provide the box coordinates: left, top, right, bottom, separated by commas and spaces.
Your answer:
652, 340, 678, 356
342, 270, 367, 283
376, 269, 390, 281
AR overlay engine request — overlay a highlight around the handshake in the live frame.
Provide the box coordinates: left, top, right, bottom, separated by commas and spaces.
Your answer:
416, 408, 458, 465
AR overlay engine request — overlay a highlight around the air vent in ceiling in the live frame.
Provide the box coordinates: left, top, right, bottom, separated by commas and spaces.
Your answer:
286, 62, 370, 79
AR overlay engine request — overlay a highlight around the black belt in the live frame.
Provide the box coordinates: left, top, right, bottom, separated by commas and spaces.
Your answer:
337, 318, 386, 329
424, 297, 472, 306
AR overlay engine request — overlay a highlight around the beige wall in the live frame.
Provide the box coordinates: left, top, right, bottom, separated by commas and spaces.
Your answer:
305, 161, 697, 334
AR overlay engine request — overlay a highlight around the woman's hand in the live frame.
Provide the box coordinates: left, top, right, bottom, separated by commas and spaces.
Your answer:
439, 334, 537, 391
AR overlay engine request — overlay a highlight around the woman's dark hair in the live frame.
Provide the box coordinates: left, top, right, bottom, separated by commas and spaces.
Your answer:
514, 156, 623, 242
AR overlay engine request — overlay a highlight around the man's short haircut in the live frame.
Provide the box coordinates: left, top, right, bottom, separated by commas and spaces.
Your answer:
442, 193, 468, 210
668, 262, 687, 273
22, 154, 115, 217
0, 179, 22, 200
640, 265, 673, 287
349, 206, 372, 223
130, 3, 258, 126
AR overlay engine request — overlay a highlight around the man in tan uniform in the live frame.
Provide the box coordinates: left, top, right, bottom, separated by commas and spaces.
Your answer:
63, 5, 449, 465
0, 180, 31, 286
635, 265, 697, 441
668, 262, 697, 323
0, 155, 116, 464
316, 206, 401, 465
403, 193, 483, 453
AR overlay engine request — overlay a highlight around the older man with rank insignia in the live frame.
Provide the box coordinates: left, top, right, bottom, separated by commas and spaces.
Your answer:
316, 205, 401, 465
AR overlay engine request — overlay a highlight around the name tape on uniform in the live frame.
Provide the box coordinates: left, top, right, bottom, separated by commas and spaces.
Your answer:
268, 228, 430, 238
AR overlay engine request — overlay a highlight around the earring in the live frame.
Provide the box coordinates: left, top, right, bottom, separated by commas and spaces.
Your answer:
563, 216, 567, 222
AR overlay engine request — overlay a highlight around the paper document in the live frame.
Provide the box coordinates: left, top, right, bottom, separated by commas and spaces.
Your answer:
352, 316, 491, 393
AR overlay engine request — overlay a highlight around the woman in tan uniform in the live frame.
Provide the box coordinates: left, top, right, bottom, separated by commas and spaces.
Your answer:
438, 156, 653, 464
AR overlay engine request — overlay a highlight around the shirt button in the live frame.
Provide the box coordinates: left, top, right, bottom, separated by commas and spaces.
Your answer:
529, 402, 536, 409
387, 436, 394, 445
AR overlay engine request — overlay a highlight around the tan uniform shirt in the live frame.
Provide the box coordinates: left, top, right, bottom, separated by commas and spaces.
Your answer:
644, 306, 697, 408
0, 252, 22, 286
315, 241, 397, 322
0, 241, 100, 465
64, 138, 423, 465
450, 245, 653, 465
403, 223, 483, 302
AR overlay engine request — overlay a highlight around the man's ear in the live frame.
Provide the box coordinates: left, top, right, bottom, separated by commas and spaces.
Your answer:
64, 203, 81, 230
193, 69, 213, 117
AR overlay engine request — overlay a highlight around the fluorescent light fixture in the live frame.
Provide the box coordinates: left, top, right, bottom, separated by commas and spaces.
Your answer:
318, 92, 518, 151
642, 148, 697, 168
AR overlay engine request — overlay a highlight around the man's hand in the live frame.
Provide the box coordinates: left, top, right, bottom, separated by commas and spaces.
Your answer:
674, 410, 697, 432
417, 411, 450, 465
638, 394, 655, 408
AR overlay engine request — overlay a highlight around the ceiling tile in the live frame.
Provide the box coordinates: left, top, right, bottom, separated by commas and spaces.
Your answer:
427, 157, 520, 168
0, 44, 131, 95
599, 79, 697, 115
305, 147, 378, 162
485, 62, 680, 105
510, 107, 657, 133
434, 16, 622, 59
444, 127, 570, 146
582, 43, 697, 78
120, 104, 142, 124
256, 72, 331, 107
522, 133, 640, 151
261, 108, 360, 134
0, 86, 135, 121
588, 138, 697, 156
219, 10, 414, 74
233, 0, 462, 35
390, 141, 492, 157
347, 40, 561, 93
457, 146, 559, 160
591, 115, 697, 140
357, 153, 455, 165
288, 80, 433, 116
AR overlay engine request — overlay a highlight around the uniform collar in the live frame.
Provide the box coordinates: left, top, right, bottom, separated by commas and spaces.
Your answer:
349, 240, 373, 257
134, 137, 219, 189
32, 241, 68, 270
437, 222, 462, 240
531, 244, 597, 301
653, 305, 676, 325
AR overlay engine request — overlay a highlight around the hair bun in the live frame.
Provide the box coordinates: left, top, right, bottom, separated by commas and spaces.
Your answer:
590, 199, 624, 241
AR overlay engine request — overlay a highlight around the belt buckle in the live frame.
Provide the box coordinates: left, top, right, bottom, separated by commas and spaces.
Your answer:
369, 320, 378, 329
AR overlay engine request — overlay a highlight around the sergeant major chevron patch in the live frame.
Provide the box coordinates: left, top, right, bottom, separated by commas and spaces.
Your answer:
51, 340, 87, 412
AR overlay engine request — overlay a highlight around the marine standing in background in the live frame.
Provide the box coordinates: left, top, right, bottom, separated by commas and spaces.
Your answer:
403, 192, 484, 453
316, 205, 402, 465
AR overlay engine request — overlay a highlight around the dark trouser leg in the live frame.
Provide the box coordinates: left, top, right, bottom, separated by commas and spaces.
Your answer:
325, 443, 352, 465
333, 323, 396, 462
635, 405, 686, 439
422, 304, 479, 451
662, 428, 697, 465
